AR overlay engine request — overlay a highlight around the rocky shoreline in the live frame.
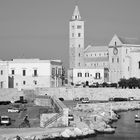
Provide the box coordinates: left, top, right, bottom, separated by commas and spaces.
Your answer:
1, 101, 140, 140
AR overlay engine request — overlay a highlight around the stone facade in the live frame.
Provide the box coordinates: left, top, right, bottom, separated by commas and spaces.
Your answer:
69, 6, 140, 84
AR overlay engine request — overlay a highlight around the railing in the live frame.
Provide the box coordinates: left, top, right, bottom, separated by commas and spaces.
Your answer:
43, 112, 63, 127
42, 96, 68, 128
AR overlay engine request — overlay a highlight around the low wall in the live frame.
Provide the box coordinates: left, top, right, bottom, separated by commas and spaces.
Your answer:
0, 88, 23, 101
75, 101, 140, 112
34, 96, 52, 107
35, 87, 140, 100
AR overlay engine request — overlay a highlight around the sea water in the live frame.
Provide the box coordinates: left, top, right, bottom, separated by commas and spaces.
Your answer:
81, 110, 140, 140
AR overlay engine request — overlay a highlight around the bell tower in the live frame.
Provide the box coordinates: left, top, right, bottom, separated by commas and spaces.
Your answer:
69, 5, 84, 69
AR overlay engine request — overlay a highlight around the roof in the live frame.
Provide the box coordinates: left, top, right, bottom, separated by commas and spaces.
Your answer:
84, 45, 108, 53
130, 49, 140, 53
112, 34, 140, 45
84, 57, 109, 62
71, 5, 81, 21
118, 36, 140, 45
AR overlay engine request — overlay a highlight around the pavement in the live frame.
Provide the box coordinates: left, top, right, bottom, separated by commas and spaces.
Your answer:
0, 127, 71, 138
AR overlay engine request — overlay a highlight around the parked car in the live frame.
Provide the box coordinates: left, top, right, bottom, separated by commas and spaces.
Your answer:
128, 97, 135, 101
8, 107, 20, 113
80, 97, 84, 101
0, 116, 11, 125
89, 83, 99, 88
113, 97, 127, 102
14, 99, 27, 104
0, 101, 11, 105
109, 98, 114, 101
68, 114, 74, 121
82, 98, 90, 103
59, 98, 64, 101
73, 97, 80, 101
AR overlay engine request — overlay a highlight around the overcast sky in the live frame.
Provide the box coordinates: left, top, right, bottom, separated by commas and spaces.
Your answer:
0, 0, 140, 68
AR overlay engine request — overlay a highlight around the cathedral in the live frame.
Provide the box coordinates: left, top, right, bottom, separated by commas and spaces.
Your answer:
68, 5, 140, 85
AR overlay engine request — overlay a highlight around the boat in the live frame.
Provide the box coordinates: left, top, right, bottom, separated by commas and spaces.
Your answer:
95, 127, 115, 134
135, 114, 140, 122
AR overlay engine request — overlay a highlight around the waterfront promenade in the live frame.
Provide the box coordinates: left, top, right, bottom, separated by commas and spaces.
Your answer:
1, 100, 140, 140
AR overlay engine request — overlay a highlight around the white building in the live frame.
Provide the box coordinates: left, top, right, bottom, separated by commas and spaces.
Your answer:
72, 69, 104, 85
0, 59, 62, 90
68, 6, 140, 84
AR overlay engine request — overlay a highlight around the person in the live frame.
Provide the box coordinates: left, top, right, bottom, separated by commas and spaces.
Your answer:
24, 115, 30, 127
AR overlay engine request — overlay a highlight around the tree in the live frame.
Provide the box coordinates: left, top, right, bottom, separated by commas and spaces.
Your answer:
128, 77, 138, 89
118, 78, 128, 88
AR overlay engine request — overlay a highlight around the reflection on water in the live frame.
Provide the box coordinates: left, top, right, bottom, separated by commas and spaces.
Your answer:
81, 110, 140, 140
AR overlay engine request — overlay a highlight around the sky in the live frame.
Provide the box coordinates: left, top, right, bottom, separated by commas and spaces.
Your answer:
0, 0, 140, 68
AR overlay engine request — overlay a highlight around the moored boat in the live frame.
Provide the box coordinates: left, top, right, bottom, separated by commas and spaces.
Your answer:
135, 114, 140, 122
95, 127, 115, 134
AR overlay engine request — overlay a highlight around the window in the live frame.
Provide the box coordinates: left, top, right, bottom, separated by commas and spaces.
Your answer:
75, 16, 77, 19
79, 44, 80, 48
115, 41, 117, 46
85, 73, 89, 77
23, 70, 26, 76
58, 68, 61, 76
117, 58, 119, 63
72, 33, 74, 37
23, 81, 26, 85
34, 69, 37, 76
139, 61, 140, 69
11, 70, 15, 75
72, 25, 74, 29
78, 33, 81, 37
0, 82, 3, 88
77, 72, 82, 77
95, 73, 101, 79
52, 68, 55, 76
77, 25, 81, 29
112, 58, 114, 63
1, 70, 3, 75
78, 63, 80, 66
128, 66, 129, 71
126, 49, 128, 54
79, 53, 80, 57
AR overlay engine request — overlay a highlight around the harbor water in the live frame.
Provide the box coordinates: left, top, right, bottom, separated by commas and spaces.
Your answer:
81, 110, 140, 140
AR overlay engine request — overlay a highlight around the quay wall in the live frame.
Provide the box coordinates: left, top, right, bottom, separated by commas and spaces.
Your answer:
0, 87, 140, 101
75, 101, 140, 112
35, 87, 140, 100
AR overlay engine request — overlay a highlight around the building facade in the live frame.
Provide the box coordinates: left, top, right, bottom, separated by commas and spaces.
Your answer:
72, 69, 104, 85
68, 6, 140, 85
109, 34, 140, 83
0, 59, 62, 90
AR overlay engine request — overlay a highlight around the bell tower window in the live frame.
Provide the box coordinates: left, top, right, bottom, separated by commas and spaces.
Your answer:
78, 33, 81, 37
79, 53, 80, 57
